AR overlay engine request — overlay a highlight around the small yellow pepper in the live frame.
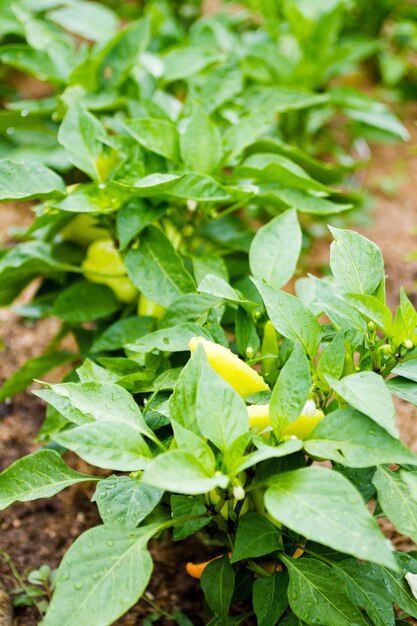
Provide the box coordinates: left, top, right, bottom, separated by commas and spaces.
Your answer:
247, 401, 325, 439
137, 294, 165, 319
82, 239, 137, 303
189, 337, 269, 398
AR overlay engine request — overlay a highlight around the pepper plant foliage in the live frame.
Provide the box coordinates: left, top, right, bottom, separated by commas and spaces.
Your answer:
2, 221, 417, 625
0, 0, 408, 400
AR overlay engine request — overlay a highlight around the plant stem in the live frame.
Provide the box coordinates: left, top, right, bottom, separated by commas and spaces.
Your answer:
0, 550, 45, 618
143, 591, 175, 620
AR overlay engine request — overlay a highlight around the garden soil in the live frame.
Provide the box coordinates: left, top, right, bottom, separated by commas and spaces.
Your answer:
1, 107, 417, 624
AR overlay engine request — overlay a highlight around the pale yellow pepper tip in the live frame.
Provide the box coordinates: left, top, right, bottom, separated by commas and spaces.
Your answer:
189, 336, 269, 398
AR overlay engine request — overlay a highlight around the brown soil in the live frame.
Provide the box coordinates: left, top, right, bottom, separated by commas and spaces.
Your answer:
2, 105, 417, 624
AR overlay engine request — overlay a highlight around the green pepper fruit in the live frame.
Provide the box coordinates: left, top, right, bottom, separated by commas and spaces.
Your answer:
261, 320, 279, 385
82, 239, 137, 303
61, 214, 107, 247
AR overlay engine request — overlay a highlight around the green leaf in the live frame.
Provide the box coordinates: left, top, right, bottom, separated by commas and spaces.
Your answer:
42, 525, 155, 626
254, 280, 321, 358
283, 557, 368, 626
169, 173, 230, 202
380, 562, 417, 619
333, 560, 395, 626
116, 202, 166, 250
197, 274, 246, 303
373, 467, 417, 544
141, 450, 227, 495
92, 476, 162, 527
0, 159, 66, 200
161, 47, 222, 82
159, 293, 219, 329
169, 346, 206, 435
127, 173, 182, 196
125, 226, 195, 307
0, 449, 98, 510
327, 372, 398, 438
91, 317, 154, 352
239, 153, 331, 193
122, 118, 180, 162
194, 62, 242, 113
44, 381, 151, 435
402, 471, 417, 502
231, 513, 282, 563
191, 254, 228, 285
304, 408, 417, 468
201, 554, 235, 619
171, 419, 216, 471
329, 227, 385, 295
171, 495, 211, 540
235, 439, 303, 473
345, 294, 392, 334
309, 277, 366, 343
235, 307, 260, 357
0, 44, 65, 82
253, 572, 288, 626
53, 282, 120, 323
249, 209, 302, 289
48, 1, 118, 42
54, 420, 151, 471
53, 182, 129, 213
265, 467, 397, 569
180, 104, 222, 174
317, 332, 345, 381
393, 359, 417, 382
270, 342, 311, 435
58, 103, 107, 180
257, 186, 352, 216
97, 18, 150, 88
196, 360, 249, 452
386, 377, 417, 406
0, 351, 75, 402
126, 323, 211, 354
392, 288, 417, 346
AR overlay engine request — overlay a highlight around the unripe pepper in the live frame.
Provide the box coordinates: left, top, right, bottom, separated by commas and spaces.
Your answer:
247, 400, 324, 439
261, 320, 279, 385
61, 214, 107, 247
137, 294, 165, 319
189, 337, 269, 398
82, 239, 137, 303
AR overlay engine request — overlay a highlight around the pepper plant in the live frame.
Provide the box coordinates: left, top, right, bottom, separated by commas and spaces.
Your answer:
0, 0, 408, 400
2, 221, 417, 625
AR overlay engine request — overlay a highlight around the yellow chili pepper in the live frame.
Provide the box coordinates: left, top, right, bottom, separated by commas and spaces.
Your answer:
247, 401, 325, 439
137, 294, 165, 319
82, 238, 137, 303
189, 337, 269, 398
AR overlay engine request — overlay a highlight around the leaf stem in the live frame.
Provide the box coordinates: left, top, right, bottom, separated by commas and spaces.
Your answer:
143, 591, 175, 620
0, 550, 45, 618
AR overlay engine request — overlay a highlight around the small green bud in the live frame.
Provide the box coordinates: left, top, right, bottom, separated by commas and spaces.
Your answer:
381, 344, 393, 356
182, 225, 194, 237
403, 339, 414, 350
246, 346, 254, 358
367, 321, 375, 332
